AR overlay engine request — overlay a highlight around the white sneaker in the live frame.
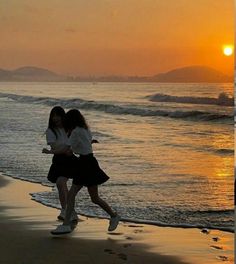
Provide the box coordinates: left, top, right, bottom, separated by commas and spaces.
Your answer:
108, 214, 120, 232
51, 225, 72, 235
57, 209, 66, 220
70, 211, 79, 222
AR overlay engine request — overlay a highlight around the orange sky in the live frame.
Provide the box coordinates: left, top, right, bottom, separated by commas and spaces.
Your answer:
0, 0, 234, 76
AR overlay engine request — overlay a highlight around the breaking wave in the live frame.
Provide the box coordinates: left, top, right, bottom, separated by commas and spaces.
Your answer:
147, 92, 234, 106
0, 92, 233, 122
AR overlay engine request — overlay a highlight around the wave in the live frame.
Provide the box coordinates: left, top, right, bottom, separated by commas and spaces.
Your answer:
188, 209, 234, 215
30, 193, 234, 233
0, 92, 233, 122
1, 172, 233, 233
147, 92, 234, 106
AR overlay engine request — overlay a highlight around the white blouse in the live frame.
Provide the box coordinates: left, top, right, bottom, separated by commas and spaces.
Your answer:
69, 127, 93, 155
46, 128, 70, 151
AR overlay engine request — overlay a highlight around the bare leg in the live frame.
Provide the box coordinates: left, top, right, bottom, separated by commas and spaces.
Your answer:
63, 184, 83, 225
87, 185, 116, 217
56, 176, 69, 209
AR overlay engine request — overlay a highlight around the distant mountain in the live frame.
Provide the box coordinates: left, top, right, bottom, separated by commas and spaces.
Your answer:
73, 65, 232, 83
0, 65, 232, 82
149, 66, 232, 83
0, 66, 66, 81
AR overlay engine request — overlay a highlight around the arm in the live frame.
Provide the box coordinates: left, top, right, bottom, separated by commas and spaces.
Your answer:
42, 144, 72, 155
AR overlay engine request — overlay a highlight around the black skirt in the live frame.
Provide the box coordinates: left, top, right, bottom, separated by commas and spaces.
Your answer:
47, 154, 78, 183
72, 154, 109, 187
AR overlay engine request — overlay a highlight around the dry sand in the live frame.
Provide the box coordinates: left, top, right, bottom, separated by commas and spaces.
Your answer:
0, 174, 234, 264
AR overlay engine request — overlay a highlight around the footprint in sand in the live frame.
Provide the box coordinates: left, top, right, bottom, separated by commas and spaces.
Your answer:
125, 236, 133, 240
104, 249, 115, 255
128, 225, 144, 228
123, 243, 132, 248
118, 253, 128, 260
217, 255, 228, 261
134, 229, 143, 234
212, 237, 220, 242
210, 245, 223, 250
104, 249, 128, 261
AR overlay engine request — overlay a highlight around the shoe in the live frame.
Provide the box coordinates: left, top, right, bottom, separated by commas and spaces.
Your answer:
57, 209, 66, 221
51, 225, 72, 235
70, 210, 79, 222
108, 214, 120, 232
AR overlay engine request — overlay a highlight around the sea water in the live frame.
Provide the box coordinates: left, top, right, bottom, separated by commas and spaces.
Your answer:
0, 82, 233, 231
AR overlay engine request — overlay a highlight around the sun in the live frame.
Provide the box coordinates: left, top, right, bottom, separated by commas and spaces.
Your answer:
223, 45, 234, 56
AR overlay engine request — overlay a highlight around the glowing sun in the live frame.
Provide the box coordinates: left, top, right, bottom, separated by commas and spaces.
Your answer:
223, 45, 233, 56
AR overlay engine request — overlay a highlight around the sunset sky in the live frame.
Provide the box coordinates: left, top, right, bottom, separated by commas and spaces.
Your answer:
0, 0, 234, 76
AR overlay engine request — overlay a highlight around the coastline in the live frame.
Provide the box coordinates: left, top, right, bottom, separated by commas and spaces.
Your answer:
0, 174, 234, 264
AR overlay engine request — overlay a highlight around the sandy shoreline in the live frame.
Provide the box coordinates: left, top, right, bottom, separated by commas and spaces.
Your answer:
0, 174, 234, 264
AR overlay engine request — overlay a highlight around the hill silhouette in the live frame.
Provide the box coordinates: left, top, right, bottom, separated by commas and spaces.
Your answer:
0, 66, 65, 81
0, 65, 232, 82
149, 66, 231, 83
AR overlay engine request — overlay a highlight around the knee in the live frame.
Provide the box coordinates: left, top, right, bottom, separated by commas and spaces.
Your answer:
91, 196, 100, 204
68, 184, 82, 198
67, 191, 76, 202
56, 177, 67, 188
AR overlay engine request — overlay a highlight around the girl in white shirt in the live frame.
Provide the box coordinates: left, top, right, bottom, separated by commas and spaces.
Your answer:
51, 109, 120, 234
42, 106, 78, 221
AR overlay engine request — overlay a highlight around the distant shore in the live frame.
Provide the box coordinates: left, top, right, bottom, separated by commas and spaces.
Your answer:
0, 65, 232, 83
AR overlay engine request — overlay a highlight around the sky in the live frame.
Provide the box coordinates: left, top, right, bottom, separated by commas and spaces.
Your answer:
0, 0, 234, 76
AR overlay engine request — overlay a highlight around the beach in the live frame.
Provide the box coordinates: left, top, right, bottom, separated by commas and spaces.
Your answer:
0, 174, 233, 264
1, 0, 234, 262
0, 82, 234, 264
0, 83, 234, 233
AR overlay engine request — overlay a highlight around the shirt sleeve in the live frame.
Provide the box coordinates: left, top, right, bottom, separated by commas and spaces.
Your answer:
68, 129, 79, 148
46, 129, 56, 145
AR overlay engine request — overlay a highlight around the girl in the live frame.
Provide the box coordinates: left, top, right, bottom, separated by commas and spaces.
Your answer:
42, 106, 78, 221
51, 109, 120, 234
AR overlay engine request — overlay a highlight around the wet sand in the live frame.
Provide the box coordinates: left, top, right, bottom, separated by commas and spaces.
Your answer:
0, 174, 234, 264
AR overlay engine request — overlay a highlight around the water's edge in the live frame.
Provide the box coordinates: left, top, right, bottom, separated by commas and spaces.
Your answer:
1, 172, 233, 233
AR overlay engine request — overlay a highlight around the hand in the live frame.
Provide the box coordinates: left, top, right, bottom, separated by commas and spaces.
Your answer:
65, 149, 73, 156
42, 148, 51, 154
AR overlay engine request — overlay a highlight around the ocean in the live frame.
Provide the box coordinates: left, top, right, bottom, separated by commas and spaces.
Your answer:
0, 82, 234, 232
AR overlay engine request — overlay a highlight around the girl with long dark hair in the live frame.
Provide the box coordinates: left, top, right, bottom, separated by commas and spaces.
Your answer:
51, 109, 120, 234
42, 106, 78, 221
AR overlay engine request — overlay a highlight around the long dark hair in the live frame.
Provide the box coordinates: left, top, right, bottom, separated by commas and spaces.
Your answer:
48, 106, 66, 138
65, 109, 89, 131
